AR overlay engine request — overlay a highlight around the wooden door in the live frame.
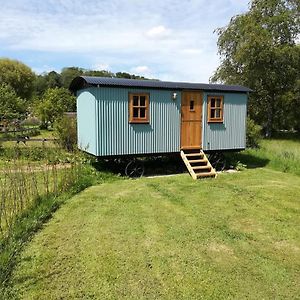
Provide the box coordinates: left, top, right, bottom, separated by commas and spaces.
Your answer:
180, 91, 202, 149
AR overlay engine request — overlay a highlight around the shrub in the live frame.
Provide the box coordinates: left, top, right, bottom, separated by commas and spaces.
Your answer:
21, 117, 41, 127
246, 117, 262, 148
26, 128, 40, 137
54, 116, 77, 152
35, 88, 76, 128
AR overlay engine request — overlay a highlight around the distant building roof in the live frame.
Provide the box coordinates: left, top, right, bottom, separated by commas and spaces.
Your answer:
70, 76, 252, 93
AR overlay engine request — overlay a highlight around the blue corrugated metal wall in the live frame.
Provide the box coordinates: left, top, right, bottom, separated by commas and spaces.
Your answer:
202, 92, 247, 151
77, 87, 248, 156
77, 89, 98, 155
93, 87, 181, 156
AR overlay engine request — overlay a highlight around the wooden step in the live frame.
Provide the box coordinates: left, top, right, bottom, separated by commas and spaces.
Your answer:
192, 165, 211, 170
180, 149, 216, 180
185, 153, 204, 157
189, 159, 207, 164
195, 171, 216, 178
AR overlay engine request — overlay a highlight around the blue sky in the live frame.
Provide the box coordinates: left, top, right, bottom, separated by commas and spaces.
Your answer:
0, 0, 249, 82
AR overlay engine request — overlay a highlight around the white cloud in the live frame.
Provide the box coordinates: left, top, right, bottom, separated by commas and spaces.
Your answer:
146, 25, 171, 39
32, 65, 60, 75
181, 48, 203, 55
0, 0, 249, 82
131, 66, 150, 74
93, 63, 110, 71
130, 65, 154, 77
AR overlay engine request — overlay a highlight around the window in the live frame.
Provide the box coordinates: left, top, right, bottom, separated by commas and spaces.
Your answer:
189, 100, 195, 111
129, 93, 149, 123
207, 95, 224, 123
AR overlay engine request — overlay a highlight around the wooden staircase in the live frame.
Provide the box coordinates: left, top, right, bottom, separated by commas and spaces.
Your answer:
180, 149, 217, 180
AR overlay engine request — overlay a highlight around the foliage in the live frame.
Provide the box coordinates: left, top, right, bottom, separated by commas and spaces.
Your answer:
233, 132, 300, 175
32, 67, 152, 103
115, 71, 147, 80
6, 169, 300, 299
35, 87, 76, 128
0, 83, 26, 121
212, 0, 300, 136
34, 71, 62, 97
20, 117, 41, 127
60, 67, 85, 88
246, 117, 262, 148
288, 79, 300, 131
54, 116, 77, 151
0, 58, 35, 100
85, 69, 115, 78
60, 67, 148, 89
0, 145, 64, 162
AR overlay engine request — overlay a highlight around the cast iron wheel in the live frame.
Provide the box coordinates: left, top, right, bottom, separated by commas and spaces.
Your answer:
208, 152, 226, 172
125, 160, 145, 178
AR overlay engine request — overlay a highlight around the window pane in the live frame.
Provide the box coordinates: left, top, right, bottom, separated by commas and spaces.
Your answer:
133, 108, 139, 118
133, 96, 139, 106
140, 96, 146, 106
216, 99, 221, 108
211, 98, 215, 108
215, 109, 221, 118
211, 109, 215, 118
190, 100, 194, 111
140, 108, 146, 118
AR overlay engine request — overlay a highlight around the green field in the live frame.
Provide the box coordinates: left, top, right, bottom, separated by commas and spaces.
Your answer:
9, 168, 300, 299
1, 134, 299, 299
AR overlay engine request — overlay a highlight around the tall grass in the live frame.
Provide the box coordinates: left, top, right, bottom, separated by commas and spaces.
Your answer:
0, 159, 82, 238
238, 133, 300, 176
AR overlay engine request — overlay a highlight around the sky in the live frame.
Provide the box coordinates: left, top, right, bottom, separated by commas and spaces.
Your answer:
0, 0, 249, 83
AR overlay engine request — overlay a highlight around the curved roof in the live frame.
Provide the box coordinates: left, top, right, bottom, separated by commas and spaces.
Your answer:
70, 76, 252, 93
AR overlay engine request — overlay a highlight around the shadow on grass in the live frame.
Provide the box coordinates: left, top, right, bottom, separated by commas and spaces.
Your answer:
272, 131, 300, 141
227, 152, 269, 169
92, 151, 270, 177
92, 155, 187, 177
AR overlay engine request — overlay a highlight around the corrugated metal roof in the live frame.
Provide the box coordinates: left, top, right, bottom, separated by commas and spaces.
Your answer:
70, 76, 252, 93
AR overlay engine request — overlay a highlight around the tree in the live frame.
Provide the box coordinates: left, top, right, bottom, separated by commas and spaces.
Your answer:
212, 0, 300, 136
0, 58, 36, 100
85, 70, 114, 77
35, 87, 76, 128
34, 71, 62, 96
0, 83, 26, 121
61, 67, 85, 88
115, 72, 147, 80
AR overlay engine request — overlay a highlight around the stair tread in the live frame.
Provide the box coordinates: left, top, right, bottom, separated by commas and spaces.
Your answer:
195, 171, 216, 177
181, 149, 216, 180
192, 165, 211, 170
185, 153, 203, 157
189, 159, 207, 163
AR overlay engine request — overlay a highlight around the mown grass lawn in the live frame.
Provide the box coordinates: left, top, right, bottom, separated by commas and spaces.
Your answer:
9, 168, 300, 299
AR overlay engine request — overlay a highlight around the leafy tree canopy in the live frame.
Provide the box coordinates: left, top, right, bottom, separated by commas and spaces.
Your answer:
35, 67, 152, 97
0, 58, 36, 100
212, 0, 300, 135
0, 83, 26, 121
61, 67, 85, 88
35, 87, 76, 128
115, 72, 147, 80
34, 71, 62, 97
